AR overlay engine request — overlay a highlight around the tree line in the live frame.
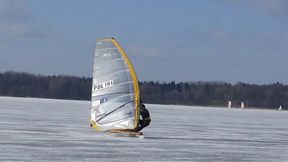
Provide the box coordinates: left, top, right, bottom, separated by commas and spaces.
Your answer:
140, 81, 288, 109
0, 71, 287, 109
0, 71, 91, 100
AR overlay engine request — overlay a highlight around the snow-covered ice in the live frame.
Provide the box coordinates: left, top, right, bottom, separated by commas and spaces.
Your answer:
0, 96, 287, 161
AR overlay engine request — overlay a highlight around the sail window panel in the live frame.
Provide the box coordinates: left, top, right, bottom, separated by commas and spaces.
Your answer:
98, 104, 135, 125
92, 90, 134, 117
95, 94, 135, 123
98, 112, 134, 127
94, 49, 122, 62
93, 58, 126, 71
95, 101, 124, 118
92, 60, 127, 79
98, 116, 135, 130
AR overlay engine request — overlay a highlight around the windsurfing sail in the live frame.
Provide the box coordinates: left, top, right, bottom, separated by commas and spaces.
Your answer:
90, 38, 140, 131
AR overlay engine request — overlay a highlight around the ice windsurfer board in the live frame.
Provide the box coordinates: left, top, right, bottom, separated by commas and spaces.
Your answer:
108, 130, 144, 138
90, 38, 141, 134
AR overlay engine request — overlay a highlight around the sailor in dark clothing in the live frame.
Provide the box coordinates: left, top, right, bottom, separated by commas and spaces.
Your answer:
137, 100, 151, 131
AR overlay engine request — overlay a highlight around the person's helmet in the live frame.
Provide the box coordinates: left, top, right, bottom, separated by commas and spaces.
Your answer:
140, 104, 145, 111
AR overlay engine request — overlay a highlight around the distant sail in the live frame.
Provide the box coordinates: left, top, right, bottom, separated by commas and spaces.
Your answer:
241, 102, 244, 109
228, 101, 231, 109
90, 38, 140, 131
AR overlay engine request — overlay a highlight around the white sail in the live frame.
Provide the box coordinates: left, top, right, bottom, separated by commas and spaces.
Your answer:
241, 102, 244, 109
90, 38, 140, 131
228, 101, 231, 109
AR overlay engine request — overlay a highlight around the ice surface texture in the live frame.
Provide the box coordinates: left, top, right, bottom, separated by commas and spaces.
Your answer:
0, 97, 287, 161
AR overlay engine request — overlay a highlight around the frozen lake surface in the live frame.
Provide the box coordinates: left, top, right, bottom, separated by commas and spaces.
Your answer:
0, 96, 287, 161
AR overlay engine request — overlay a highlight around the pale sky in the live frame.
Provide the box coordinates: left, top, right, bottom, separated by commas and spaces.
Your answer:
0, 0, 288, 84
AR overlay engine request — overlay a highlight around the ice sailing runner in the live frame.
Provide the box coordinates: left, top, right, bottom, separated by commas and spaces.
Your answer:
90, 38, 150, 137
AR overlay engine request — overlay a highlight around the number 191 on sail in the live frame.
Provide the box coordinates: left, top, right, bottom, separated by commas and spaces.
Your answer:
93, 80, 114, 92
